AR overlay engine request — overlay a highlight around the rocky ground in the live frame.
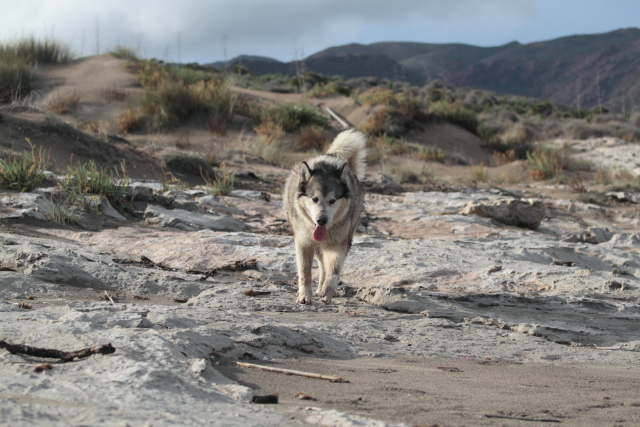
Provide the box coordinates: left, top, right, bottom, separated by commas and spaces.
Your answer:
2, 55, 640, 426
2, 169, 640, 426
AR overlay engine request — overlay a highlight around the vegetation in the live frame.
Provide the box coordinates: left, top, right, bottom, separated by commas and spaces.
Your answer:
254, 102, 328, 132
0, 37, 72, 101
116, 107, 140, 133
47, 90, 81, 114
60, 160, 130, 209
0, 140, 47, 191
203, 162, 235, 195
417, 146, 446, 162
109, 44, 138, 60
295, 125, 329, 151
128, 59, 241, 133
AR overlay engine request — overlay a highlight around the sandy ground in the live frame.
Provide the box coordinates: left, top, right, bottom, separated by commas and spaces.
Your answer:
220, 356, 640, 426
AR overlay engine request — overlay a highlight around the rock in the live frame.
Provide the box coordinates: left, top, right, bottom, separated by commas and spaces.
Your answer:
607, 191, 640, 203
99, 197, 127, 221
144, 204, 245, 232
361, 174, 404, 195
460, 198, 546, 229
0, 192, 53, 217
562, 227, 614, 244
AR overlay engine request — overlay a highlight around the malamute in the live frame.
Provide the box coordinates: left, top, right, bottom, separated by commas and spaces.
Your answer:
283, 129, 367, 304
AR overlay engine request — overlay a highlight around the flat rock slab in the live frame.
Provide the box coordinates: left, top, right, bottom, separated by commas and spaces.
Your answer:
144, 204, 246, 232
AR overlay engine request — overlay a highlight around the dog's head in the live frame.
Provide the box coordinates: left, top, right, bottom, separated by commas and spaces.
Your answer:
296, 160, 350, 241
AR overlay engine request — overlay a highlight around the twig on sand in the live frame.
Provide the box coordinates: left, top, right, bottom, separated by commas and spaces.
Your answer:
104, 291, 114, 304
234, 361, 349, 383
0, 340, 116, 362
590, 345, 622, 350
485, 414, 560, 423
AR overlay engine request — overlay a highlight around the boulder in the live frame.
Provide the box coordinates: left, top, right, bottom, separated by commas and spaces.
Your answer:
361, 174, 404, 195
460, 198, 546, 229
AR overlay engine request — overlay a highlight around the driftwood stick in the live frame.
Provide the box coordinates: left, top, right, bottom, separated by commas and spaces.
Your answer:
0, 340, 115, 362
324, 107, 350, 129
234, 361, 349, 383
485, 414, 560, 423
104, 291, 115, 304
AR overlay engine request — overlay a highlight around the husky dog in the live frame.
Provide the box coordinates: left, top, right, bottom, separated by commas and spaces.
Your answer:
284, 129, 367, 304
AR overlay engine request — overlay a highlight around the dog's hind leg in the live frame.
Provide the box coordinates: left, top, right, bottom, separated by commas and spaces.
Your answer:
295, 243, 314, 304
316, 244, 348, 304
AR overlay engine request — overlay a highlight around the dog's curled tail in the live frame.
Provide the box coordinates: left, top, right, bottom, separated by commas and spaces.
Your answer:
326, 129, 368, 179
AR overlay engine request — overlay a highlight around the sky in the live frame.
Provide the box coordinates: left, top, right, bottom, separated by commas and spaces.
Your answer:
1, 0, 639, 64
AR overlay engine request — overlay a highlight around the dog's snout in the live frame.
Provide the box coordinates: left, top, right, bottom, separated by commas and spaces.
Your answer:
317, 216, 328, 226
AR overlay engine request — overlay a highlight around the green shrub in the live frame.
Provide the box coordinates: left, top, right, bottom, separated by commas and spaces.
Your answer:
429, 101, 479, 134
61, 160, 130, 208
256, 103, 328, 132
417, 146, 446, 162
109, 44, 138, 60
0, 59, 35, 101
360, 87, 395, 106
0, 37, 73, 64
526, 147, 566, 180
203, 162, 235, 195
0, 140, 47, 191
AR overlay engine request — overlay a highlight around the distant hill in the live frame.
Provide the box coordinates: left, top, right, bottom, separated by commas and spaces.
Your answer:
210, 28, 640, 112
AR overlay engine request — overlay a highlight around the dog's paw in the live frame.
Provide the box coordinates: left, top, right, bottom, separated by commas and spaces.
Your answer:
296, 294, 313, 305
320, 288, 336, 304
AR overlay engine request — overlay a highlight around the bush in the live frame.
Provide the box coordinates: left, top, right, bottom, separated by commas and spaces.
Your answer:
256, 103, 328, 132
526, 147, 566, 180
254, 121, 286, 144
0, 37, 73, 65
417, 146, 446, 162
360, 87, 395, 106
61, 160, 130, 208
295, 125, 329, 151
116, 108, 140, 133
0, 59, 35, 101
109, 44, 138, 60
203, 162, 235, 195
307, 82, 350, 98
0, 140, 47, 191
429, 101, 480, 134
47, 90, 81, 114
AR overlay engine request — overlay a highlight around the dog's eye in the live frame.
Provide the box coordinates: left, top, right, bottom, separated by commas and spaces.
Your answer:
328, 199, 336, 205
312, 197, 319, 203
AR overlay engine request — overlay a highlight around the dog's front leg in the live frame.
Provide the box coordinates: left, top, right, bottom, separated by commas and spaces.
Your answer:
316, 245, 347, 304
295, 243, 314, 304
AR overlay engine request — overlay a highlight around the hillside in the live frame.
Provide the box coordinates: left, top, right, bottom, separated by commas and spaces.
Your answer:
218, 28, 640, 112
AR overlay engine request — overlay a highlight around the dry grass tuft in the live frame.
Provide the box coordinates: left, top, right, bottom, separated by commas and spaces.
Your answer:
175, 136, 192, 150
103, 85, 126, 101
208, 114, 228, 136
492, 149, 517, 166
295, 125, 329, 151
115, 108, 140, 134
254, 121, 286, 145
47, 90, 81, 114
417, 146, 446, 162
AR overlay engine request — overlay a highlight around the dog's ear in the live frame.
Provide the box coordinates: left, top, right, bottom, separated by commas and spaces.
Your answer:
337, 162, 347, 178
301, 161, 315, 180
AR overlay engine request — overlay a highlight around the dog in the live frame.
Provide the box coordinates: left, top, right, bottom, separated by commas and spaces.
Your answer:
283, 129, 367, 304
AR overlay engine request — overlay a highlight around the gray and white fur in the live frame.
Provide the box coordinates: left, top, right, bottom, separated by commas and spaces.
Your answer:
283, 129, 367, 304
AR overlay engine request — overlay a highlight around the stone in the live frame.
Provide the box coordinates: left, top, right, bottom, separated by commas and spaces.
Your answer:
144, 204, 245, 232
460, 198, 546, 229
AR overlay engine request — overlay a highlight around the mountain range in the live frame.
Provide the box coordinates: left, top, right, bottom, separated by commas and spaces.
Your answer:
209, 28, 640, 112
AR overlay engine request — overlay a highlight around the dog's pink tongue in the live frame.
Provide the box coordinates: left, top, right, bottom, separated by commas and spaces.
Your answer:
313, 225, 327, 242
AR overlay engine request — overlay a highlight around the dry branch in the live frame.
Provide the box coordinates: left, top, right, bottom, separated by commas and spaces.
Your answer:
0, 340, 115, 362
234, 361, 349, 383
